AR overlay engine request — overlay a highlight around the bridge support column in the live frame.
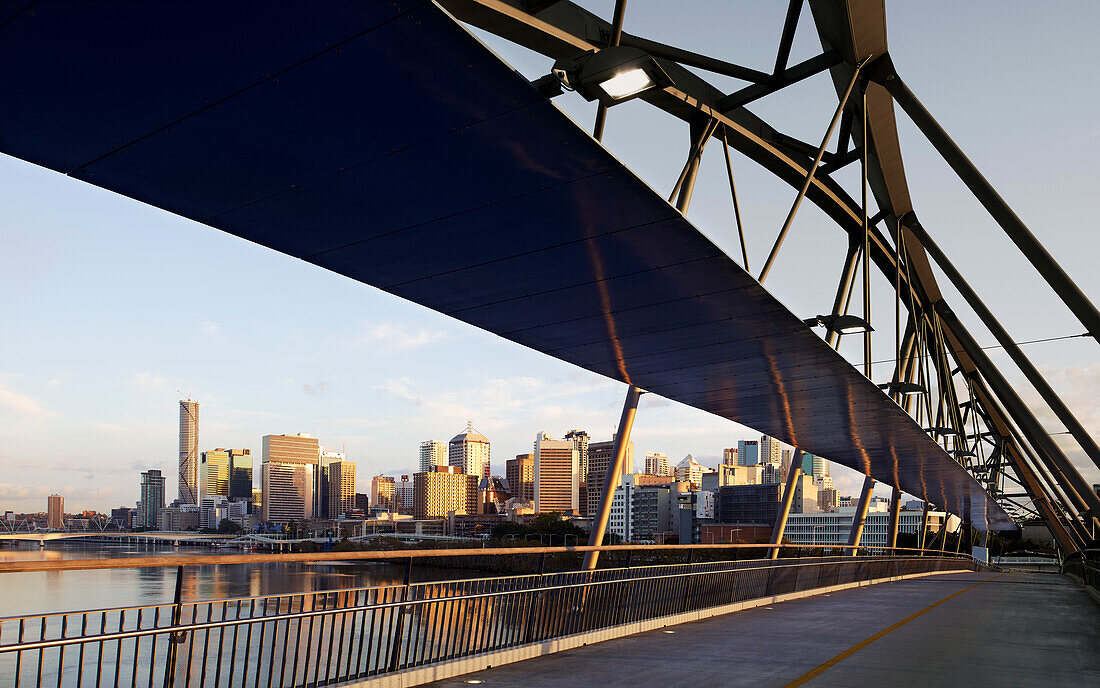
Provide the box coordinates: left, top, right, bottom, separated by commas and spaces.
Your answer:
769, 450, 804, 559
583, 385, 641, 570
847, 476, 876, 555
887, 485, 902, 553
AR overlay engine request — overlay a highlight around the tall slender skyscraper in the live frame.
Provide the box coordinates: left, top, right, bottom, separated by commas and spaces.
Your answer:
261, 433, 319, 523
449, 421, 491, 479
47, 494, 64, 530
178, 400, 199, 504
419, 440, 447, 473
563, 429, 590, 482
533, 432, 579, 514
139, 469, 166, 530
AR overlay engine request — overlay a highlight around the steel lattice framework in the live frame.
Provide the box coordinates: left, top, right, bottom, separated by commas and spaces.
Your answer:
438, 0, 1098, 551
0, 1, 1094, 552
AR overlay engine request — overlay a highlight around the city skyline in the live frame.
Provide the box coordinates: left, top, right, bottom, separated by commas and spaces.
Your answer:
2, 2, 1098, 514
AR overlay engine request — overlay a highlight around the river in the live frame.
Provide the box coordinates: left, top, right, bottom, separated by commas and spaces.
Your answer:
0, 539, 486, 618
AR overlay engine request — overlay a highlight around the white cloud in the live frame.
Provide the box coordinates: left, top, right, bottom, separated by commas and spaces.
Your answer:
356, 322, 449, 350
303, 381, 328, 396
0, 382, 56, 418
47, 378, 61, 387
131, 371, 170, 392
1021, 363, 1100, 483
194, 314, 220, 339
0, 483, 51, 499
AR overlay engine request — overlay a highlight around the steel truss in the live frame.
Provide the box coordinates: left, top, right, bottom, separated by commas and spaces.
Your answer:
439, 0, 1099, 553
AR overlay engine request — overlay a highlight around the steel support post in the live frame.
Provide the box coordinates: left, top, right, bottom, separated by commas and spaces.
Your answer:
876, 66, 1100, 343
918, 502, 929, 554
860, 79, 872, 378
769, 450, 804, 559
907, 218, 1100, 472
933, 302, 1100, 518
591, 0, 628, 142
758, 58, 868, 283
887, 485, 902, 551
583, 385, 642, 570
847, 476, 876, 555
669, 118, 717, 209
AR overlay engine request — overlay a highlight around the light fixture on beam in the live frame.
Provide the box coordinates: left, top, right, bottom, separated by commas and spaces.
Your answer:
954, 449, 976, 458
803, 313, 874, 335
879, 381, 927, 396
551, 47, 674, 107
925, 426, 960, 437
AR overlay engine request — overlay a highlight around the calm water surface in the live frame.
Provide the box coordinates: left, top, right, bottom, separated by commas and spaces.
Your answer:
0, 540, 486, 617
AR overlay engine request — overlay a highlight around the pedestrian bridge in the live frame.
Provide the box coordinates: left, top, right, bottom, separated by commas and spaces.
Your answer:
0, 546, 1097, 687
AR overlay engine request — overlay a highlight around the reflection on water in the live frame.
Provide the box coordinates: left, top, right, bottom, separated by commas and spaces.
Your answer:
0, 540, 486, 618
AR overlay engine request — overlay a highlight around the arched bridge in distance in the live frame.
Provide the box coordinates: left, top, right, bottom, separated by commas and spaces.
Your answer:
0, 1, 1097, 686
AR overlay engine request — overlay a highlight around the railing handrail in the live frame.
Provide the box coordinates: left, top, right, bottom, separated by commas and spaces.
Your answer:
0, 543, 959, 574
0, 554, 976, 654
0, 553, 979, 625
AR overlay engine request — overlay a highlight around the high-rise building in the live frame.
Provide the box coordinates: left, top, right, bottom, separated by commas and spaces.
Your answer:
793, 474, 820, 514
674, 454, 705, 488
228, 449, 253, 500
199, 449, 230, 500
563, 429, 590, 482
722, 448, 737, 466
178, 400, 199, 504
323, 460, 357, 518
714, 483, 782, 525
371, 476, 396, 512
396, 475, 414, 515
419, 440, 447, 473
644, 451, 670, 477
533, 432, 579, 514
586, 436, 633, 518
139, 470, 166, 530
449, 421, 491, 479
200, 495, 229, 529
800, 453, 830, 481
47, 494, 64, 530
760, 435, 782, 468
261, 434, 320, 524
413, 465, 478, 520
737, 440, 759, 466
506, 453, 535, 502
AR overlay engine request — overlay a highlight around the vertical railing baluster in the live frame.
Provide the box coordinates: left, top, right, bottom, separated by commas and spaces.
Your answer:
77, 614, 88, 688
38, 615, 47, 688
112, 610, 124, 688
295, 594, 312, 688
211, 602, 227, 688
56, 615, 68, 688
240, 600, 255, 688
226, 601, 241, 688
163, 567, 184, 688
95, 612, 107, 688
333, 591, 349, 682
146, 608, 161, 688
129, 610, 142, 688
277, 597, 292, 688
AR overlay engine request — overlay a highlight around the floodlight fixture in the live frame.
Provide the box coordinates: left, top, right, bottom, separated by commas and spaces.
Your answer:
551, 46, 674, 107
802, 313, 874, 335
879, 381, 927, 396
925, 426, 960, 437
954, 449, 976, 458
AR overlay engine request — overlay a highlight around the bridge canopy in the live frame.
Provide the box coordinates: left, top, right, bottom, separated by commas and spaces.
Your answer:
0, 1, 1012, 529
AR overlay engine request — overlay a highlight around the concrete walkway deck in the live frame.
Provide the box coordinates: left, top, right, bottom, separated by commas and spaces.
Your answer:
426, 572, 1100, 688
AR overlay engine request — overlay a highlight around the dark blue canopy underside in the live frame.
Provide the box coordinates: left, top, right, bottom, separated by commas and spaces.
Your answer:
0, 1, 1012, 529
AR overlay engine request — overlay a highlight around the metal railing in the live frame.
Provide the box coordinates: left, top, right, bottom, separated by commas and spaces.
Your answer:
0, 549, 982, 688
1061, 550, 1100, 590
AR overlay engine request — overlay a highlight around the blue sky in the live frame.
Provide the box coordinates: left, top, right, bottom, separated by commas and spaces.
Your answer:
2, 1, 1097, 512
